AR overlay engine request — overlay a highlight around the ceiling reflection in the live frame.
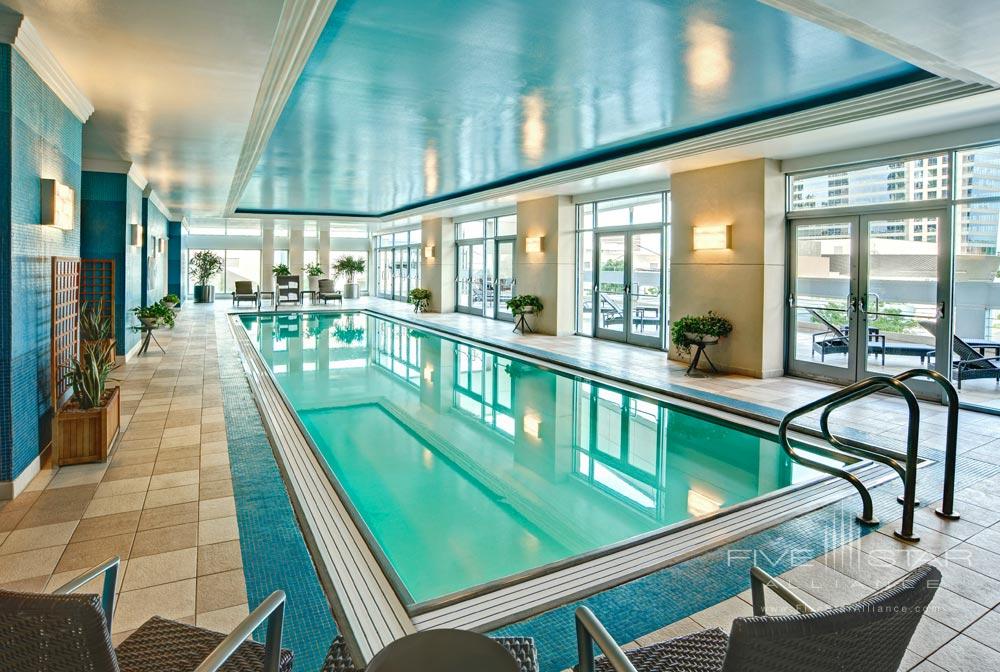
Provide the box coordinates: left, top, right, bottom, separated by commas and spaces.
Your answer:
237, 0, 926, 216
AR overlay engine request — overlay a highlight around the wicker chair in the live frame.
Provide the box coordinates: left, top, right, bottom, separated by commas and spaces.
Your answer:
316, 279, 343, 305
318, 635, 539, 672
232, 281, 259, 308
0, 557, 291, 672
576, 563, 940, 672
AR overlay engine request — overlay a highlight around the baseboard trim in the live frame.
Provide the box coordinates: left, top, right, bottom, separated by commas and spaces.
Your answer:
0, 443, 52, 500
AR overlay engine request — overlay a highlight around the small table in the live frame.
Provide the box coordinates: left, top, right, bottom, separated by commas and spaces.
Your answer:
301, 290, 315, 305
512, 310, 535, 334
685, 338, 719, 376
132, 325, 165, 356
366, 630, 519, 672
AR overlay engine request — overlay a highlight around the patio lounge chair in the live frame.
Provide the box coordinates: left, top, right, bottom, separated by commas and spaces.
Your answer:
317, 278, 343, 304
232, 281, 259, 308
916, 319, 1000, 389
575, 563, 940, 672
0, 556, 292, 671
809, 309, 935, 365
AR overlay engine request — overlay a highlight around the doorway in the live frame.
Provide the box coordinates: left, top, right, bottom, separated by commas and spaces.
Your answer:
456, 238, 516, 321
592, 229, 664, 347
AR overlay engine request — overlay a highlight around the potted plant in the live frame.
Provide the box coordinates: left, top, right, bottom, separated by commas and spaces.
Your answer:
507, 294, 543, 316
190, 250, 223, 303
670, 311, 733, 355
272, 262, 291, 278
162, 293, 181, 309
56, 340, 120, 465
333, 256, 366, 299
131, 302, 176, 329
80, 300, 115, 354
408, 287, 431, 313
303, 262, 324, 292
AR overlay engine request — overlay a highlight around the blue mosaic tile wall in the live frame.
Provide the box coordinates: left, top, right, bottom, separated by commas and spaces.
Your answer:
141, 197, 168, 305
0, 47, 82, 481
215, 314, 338, 668
167, 220, 184, 304
0, 46, 13, 482
80, 171, 143, 356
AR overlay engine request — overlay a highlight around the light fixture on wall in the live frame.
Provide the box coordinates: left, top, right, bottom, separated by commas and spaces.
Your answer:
40, 179, 75, 230
525, 235, 544, 253
523, 412, 542, 439
692, 223, 732, 250
129, 223, 143, 246
158, 238, 167, 253
424, 244, 435, 259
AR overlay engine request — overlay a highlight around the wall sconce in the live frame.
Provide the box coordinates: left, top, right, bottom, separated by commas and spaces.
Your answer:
523, 412, 541, 439
423, 364, 434, 383
129, 223, 143, 246
525, 236, 543, 253
158, 238, 167, 253
692, 224, 732, 250
424, 244, 435, 259
40, 179, 75, 230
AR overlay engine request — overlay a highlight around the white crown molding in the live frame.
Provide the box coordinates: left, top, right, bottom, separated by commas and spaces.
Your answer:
0, 12, 94, 122
81, 157, 149, 192
224, 0, 340, 216
145, 188, 173, 222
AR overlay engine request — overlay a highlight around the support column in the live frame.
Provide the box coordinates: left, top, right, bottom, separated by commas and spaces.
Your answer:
289, 222, 305, 287
669, 158, 785, 377
319, 222, 331, 275
421, 216, 455, 312
515, 195, 576, 335
261, 226, 274, 292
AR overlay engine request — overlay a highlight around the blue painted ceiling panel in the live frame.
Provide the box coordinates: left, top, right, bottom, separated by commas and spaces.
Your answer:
237, 0, 927, 216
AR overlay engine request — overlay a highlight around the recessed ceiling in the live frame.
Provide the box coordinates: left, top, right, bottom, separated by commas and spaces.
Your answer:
236, 0, 927, 217
6, 0, 284, 217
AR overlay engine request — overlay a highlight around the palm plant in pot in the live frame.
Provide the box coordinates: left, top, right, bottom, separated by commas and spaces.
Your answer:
190, 250, 223, 303
333, 256, 366, 299
408, 287, 431, 313
56, 340, 120, 464
303, 262, 324, 292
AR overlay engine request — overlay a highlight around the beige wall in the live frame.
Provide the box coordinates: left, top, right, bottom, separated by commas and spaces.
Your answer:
420, 216, 455, 312
669, 158, 785, 378
515, 195, 576, 335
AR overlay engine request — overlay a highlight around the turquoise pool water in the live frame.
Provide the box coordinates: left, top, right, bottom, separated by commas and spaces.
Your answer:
240, 312, 842, 605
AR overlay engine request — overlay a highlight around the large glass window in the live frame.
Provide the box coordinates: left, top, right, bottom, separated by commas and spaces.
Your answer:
187, 249, 260, 294
372, 228, 419, 301
454, 214, 517, 320
576, 192, 669, 348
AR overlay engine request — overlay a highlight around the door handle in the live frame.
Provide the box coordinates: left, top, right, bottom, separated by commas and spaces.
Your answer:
937, 301, 946, 319
848, 295, 858, 313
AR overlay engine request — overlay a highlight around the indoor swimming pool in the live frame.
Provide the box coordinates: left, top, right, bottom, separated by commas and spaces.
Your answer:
239, 311, 850, 606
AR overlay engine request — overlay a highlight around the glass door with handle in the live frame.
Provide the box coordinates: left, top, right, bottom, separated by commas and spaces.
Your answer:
593, 230, 664, 346
495, 239, 516, 321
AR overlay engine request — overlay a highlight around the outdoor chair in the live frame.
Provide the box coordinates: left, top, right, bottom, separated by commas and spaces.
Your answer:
575, 563, 940, 672
948, 332, 1000, 389
0, 556, 292, 672
807, 308, 885, 364
232, 281, 259, 308
317, 278, 343, 304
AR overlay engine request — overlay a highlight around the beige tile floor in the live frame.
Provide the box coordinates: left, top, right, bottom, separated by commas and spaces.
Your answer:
2, 297, 1000, 671
0, 305, 248, 645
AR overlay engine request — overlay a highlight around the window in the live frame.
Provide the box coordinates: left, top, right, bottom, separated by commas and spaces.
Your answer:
789, 154, 951, 210
274, 249, 288, 270
303, 250, 318, 269
304, 221, 318, 238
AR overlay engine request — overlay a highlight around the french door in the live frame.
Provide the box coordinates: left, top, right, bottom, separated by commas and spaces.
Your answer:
788, 209, 950, 397
593, 229, 664, 347
456, 238, 516, 320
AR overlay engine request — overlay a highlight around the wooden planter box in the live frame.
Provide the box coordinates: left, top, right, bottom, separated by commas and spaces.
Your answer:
55, 386, 120, 466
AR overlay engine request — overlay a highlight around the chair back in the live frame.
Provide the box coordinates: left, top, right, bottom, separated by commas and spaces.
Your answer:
805, 308, 847, 338
953, 334, 1000, 370
318, 278, 335, 293
721, 564, 940, 672
0, 591, 119, 671
234, 281, 254, 295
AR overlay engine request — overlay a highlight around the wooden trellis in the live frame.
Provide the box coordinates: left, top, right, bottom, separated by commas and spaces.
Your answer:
51, 257, 81, 409
50, 257, 116, 410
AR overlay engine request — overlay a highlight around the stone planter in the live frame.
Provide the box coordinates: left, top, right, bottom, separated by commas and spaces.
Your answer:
308, 276, 321, 292
684, 332, 720, 345
162, 301, 177, 309
194, 285, 215, 303
344, 282, 359, 299
138, 316, 159, 328
413, 299, 428, 313
55, 386, 120, 465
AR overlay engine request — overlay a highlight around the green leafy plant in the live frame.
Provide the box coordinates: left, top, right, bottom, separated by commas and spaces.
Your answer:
131, 302, 176, 329
189, 250, 223, 287
506, 294, 543, 315
408, 287, 431, 312
64, 340, 116, 410
303, 262, 324, 277
670, 311, 733, 355
272, 263, 291, 277
80, 300, 113, 341
162, 294, 180, 305
333, 256, 366, 283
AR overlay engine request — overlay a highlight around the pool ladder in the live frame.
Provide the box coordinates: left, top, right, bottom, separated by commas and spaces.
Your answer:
778, 368, 960, 542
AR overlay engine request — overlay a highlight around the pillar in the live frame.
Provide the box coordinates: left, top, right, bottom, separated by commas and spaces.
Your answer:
289, 222, 305, 286
514, 195, 576, 335
319, 222, 331, 276
669, 158, 785, 377
261, 226, 274, 292
420, 216, 455, 312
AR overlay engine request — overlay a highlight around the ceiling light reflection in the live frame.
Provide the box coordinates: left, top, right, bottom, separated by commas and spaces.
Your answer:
685, 19, 732, 95
423, 144, 439, 196
521, 93, 546, 163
